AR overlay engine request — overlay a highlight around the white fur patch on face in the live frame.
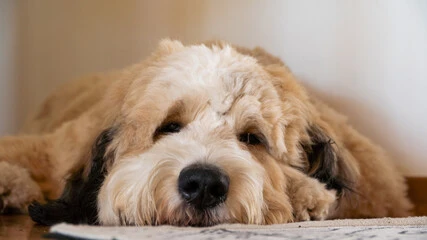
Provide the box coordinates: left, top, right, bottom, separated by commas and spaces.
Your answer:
98, 128, 265, 225
98, 43, 286, 226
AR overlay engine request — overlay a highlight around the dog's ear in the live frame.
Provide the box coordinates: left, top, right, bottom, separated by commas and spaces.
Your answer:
301, 125, 355, 196
29, 127, 116, 225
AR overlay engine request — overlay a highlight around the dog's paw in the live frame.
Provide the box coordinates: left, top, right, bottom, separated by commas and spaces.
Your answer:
290, 177, 336, 221
0, 161, 43, 212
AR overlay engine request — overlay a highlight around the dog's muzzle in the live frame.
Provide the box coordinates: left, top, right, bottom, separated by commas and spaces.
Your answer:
178, 164, 230, 210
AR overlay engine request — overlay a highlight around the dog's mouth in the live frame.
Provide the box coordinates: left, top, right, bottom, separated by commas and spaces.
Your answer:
181, 211, 223, 227
156, 203, 229, 227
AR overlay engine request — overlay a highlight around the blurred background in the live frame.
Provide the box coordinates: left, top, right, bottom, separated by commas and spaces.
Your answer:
0, 0, 426, 176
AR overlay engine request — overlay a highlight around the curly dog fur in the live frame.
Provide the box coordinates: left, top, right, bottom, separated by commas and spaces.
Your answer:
0, 40, 412, 226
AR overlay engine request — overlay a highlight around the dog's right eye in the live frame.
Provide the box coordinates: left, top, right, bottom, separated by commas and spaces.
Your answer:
156, 122, 182, 134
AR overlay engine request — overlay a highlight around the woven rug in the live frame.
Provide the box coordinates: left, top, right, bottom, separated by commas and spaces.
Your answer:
48, 217, 427, 240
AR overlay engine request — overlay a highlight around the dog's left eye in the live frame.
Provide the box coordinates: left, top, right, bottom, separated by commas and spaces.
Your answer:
156, 122, 182, 134
239, 133, 263, 145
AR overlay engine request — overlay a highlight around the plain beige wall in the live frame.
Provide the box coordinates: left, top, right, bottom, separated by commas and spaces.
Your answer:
0, 0, 19, 135
1, 0, 426, 176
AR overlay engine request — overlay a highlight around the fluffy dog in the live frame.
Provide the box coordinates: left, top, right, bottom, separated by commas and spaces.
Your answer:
0, 40, 412, 226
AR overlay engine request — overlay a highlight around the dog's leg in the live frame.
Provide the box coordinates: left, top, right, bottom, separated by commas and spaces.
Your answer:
283, 166, 336, 221
0, 162, 42, 212
0, 135, 56, 212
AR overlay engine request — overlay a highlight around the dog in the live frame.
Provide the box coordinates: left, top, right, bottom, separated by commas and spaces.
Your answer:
0, 40, 412, 226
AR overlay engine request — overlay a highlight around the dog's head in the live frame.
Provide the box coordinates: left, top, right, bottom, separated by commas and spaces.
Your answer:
29, 40, 355, 226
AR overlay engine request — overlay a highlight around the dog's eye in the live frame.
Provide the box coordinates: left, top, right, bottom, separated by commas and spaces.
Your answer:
239, 133, 263, 145
156, 122, 182, 134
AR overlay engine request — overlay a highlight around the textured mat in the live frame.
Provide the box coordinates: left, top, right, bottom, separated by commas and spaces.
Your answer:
49, 217, 427, 240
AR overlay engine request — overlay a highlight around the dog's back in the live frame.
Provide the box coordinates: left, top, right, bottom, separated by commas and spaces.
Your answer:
21, 73, 117, 135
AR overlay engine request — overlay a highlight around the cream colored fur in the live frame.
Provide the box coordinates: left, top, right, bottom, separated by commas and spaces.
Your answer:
0, 40, 412, 225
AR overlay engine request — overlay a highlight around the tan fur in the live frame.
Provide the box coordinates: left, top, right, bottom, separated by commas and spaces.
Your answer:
0, 40, 412, 224
0, 162, 43, 211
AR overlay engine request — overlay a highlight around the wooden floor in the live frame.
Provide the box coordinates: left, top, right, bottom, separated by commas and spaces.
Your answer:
0, 214, 48, 240
407, 177, 427, 217
1, 177, 426, 240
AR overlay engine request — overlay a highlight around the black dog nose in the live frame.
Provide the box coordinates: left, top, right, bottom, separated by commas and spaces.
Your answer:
178, 164, 230, 209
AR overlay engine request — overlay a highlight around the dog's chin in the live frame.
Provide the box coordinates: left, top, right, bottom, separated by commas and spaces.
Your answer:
160, 203, 229, 227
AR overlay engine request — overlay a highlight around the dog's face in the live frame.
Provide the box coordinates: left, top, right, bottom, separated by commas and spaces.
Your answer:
29, 40, 352, 227
97, 41, 298, 226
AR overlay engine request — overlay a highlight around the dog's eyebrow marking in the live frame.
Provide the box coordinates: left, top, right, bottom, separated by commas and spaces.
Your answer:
153, 100, 186, 140
161, 101, 185, 123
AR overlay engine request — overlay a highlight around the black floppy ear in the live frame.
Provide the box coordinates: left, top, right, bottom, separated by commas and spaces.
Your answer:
302, 125, 353, 195
29, 127, 116, 225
